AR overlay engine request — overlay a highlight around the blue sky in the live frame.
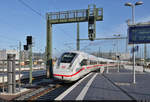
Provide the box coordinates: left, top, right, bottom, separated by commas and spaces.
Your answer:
0, 0, 150, 58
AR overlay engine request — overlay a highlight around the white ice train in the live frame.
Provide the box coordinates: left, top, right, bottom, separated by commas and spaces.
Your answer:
53, 51, 118, 82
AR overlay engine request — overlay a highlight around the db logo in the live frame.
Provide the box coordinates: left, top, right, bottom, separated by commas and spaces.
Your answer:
61, 66, 66, 68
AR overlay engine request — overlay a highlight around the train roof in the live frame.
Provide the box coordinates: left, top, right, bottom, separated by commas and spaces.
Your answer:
66, 51, 97, 59
65, 51, 116, 62
65, 51, 117, 62
67, 51, 88, 55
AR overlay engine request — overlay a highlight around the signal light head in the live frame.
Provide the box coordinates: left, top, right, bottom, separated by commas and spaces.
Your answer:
27, 36, 32, 45
24, 45, 28, 50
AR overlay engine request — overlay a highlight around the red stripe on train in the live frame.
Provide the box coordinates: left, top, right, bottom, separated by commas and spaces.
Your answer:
54, 64, 117, 77
54, 68, 85, 77
54, 64, 106, 77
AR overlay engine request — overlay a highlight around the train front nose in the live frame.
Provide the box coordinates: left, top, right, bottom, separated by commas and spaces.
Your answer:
53, 52, 77, 81
53, 71, 73, 81
53, 63, 73, 81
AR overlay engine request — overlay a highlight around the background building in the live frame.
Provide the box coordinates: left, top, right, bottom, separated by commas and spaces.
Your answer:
0, 49, 19, 60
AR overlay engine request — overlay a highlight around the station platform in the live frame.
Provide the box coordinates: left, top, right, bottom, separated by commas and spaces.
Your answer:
55, 67, 150, 101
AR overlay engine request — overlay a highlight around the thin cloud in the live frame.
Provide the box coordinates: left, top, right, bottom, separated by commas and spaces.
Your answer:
136, 16, 150, 23
110, 15, 150, 37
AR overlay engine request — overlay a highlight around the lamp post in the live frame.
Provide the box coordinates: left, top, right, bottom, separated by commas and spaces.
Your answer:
125, 1, 143, 84
113, 34, 120, 72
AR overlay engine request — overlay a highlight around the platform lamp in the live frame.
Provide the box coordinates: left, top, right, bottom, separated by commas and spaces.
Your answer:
124, 1, 143, 84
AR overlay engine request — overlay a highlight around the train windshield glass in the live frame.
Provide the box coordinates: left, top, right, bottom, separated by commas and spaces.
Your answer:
60, 53, 76, 63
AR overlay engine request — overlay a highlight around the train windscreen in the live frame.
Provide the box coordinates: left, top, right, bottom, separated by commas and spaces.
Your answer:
60, 53, 76, 63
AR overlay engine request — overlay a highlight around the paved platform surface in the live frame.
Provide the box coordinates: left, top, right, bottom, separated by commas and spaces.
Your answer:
55, 67, 150, 101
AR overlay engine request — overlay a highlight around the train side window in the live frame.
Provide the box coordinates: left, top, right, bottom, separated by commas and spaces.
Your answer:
110, 62, 114, 64
100, 62, 107, 64
80, 59, 88, 66
90, 60, 92, 65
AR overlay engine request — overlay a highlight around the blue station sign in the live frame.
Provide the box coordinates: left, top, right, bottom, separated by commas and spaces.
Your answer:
128, 24, 150, 44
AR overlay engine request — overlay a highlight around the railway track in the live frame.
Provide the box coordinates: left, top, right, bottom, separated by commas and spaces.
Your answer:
14, 79, 73, 101
28, 84, 61, 100
0, 72, 73, 101
0, 75, 46, 88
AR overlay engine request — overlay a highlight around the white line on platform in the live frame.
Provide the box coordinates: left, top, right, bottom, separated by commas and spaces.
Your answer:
76, 73, 98, 100
55, 72, 92, 100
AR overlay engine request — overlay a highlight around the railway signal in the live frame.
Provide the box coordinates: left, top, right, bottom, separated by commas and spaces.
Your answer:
27, 36, 32, 45
24, 45, 28, 50
24, 36, 32, 50
24, 36, 33, 84
88, 5, 96, 41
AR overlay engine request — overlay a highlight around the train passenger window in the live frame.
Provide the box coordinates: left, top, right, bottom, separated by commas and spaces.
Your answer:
100, 62, 107, 64
90, 60, 92, 65
80, 59, 88, 66
60, 53, 76, 63
90, 60, 97, 65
